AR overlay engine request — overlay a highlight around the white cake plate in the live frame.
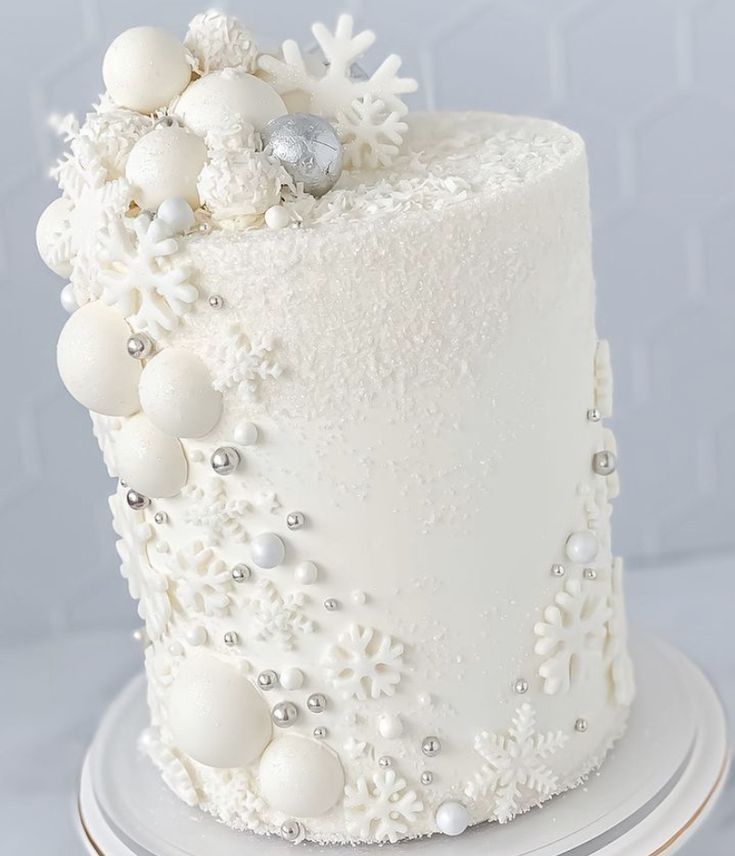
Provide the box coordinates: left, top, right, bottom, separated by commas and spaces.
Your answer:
77, 635, 730, 856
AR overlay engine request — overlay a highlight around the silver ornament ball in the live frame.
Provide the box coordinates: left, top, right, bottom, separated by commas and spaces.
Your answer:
231, 563, 251, 583
587, 408, 602, 422
592, 450, 617, 476
324, 598, 339, 612
280, 819, 304, 843
421, 771, 434, 785
306, 693, 327, 714
153, 511, 168, 524
513, 678, 529, 695
126, 332, 154, 360
313, 726, 328, 739
551, 563, 566, 577
262, 113, 343, 198
208, 294, 225, 310
583, 567, 598, 581
272, 701, 299, 728
211, 446, 240, 475
126, 489, 150, 511
422, 736, 442, 757
223, 631, 240, 646
257, 669, 279, 691
575, 718, 589, 733
378, 756, 393, 768
286, 511, 305, 530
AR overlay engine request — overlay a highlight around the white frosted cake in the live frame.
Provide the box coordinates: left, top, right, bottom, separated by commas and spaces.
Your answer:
37, 10, 634, 845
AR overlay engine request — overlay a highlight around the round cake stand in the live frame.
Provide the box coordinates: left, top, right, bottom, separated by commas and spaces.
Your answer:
77, 636, 730, 856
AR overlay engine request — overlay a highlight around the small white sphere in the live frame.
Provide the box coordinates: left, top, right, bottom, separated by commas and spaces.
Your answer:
168, 654, 272, 768
565, 530, 599, 564
294, 561, 318, 585
103, 27, 191, 114
279, 667, 305, 691
139, 349, 222, 438
259, 736, 344, 817
157, 197, 196, 234
435, 802, 470, 837
57, 301, 141, 416
174, 70, 287, 135
251, 533, 286, 569
378, 713, 404, 739
186, 626, 207, 646
36, 198, 73, 277
126, 126, 207, 210
264, 205, 290, 230
116, 413, 187, 498
233, 421, 258, 445
60, 283, 78, 314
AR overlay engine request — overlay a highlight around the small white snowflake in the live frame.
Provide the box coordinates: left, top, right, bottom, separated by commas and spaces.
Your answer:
248, 579, 314, 650
143, 727, 199, 807
344, 769, 423, 843
98, 213, 198, 337
465, 703, 568, 823
605, 558, 635, 706
336, 94, 409, 169
344, 735, 370, 760
182, 477, 250, 545
594, 339, 613, 418
208, 322, 284, 401
165, 541, 235, 618
203, 768, 266, 832
185, 10, 259, 74
534, 579, 610, 695
322, 624, 404, 700
90, 412, 123, 477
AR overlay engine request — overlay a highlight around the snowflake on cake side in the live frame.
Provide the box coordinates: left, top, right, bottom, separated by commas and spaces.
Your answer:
247, 579, 314, 650
534, 578, 610, 695
344, 769, 424, 843
90, 412, 124, 477
196, 766, 266, 833
322, 624, 404, 700
465, 703, 569, 823
605, 558, 635, 706
208, 322, 284, 402
143, 727, 199, 807
182, 477, 250, 545
164, 542, 235, 618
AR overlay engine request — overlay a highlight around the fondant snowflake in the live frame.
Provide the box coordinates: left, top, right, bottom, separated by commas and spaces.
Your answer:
605, 558, 635, 707
322, 624, 404, 700
143, 727, 199, 807
465, 703, 568, 823
208, 322, 283, 401
109, 489, 171, 641
336, 94, 409, 169
98, 213, 198, 338
344, 769, 423, 843
204, 768, 266, 832
165, 542, 235, 618
182, 477, 250, 545
248, 579, 314, 650
534, 579, 610, 695
594, 339, 613, 418
90, 412, 123, 477
185, 10, 259, 74
344, 735, 371, 760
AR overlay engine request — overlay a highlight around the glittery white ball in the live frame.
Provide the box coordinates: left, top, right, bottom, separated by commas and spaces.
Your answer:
168, 654, 272, 768
36, 198, 73, 277
157, 197, 196, 234
60, 283, 78, 314
435, 802, 470, 837
139, 349, 222, 438
264, 205, 290, 230
251, 533, 286, 569
565, 530, 599, 564
294, 561, 318, 585
57, 301, 141, 416
126, 126, 207, 210
103, 27, 191, 114
280, 667, 305, 691
174, 69, 286, 136
116, 413, 187, 498
259, 736, 344, 817
233, 420, 258, 445
378, 713, 404, 739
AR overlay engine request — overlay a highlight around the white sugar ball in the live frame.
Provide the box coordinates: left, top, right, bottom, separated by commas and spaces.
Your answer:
378, 713, 404, 739
139, 349, 222, 439
251, 533, 286, 569
565, 530, 599, 564
259, 736, 344, 817
264, 205, 290, 230
294, 561, 318, 585
168, 654, 272, 768
36, 198, 73, 277
279, 667, 305, 691
60, 283, 78, 314
174, 70, 287, 135
116, 413, 187, 498
157, 197, 196, 234
103, 27, 191, 114
233, 421, 258, 446
126, 126, 206, 211
435, 802, 470, 836
57, 301, 141, 416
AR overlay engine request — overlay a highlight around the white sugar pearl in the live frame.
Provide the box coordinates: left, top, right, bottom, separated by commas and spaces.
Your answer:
280, 667, 305, 691
60, 283, 78, 314
435, 802, 470, 836
265, 205, 290, 230
565, 530, 599, 564
116, 414, 188, 498
186, 626, 207, 646
251, 533, 286, 569
233, 421, 258, 445
103, 27, 191, 114
157, 197, 196, 234
378, 713, 404, 739
294, 561, 318, 585
126, 126, 207, 210
174, 69, 286, 135
36, 198, 73, 277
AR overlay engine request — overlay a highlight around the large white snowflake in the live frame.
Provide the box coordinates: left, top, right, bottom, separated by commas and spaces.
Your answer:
109, 488, 171, 641
322, 624, 404, 700
344, 769, 423, 843
165, 542, 235, 618
258, 15, 417, 169
336, 94, 409, 169
605, 558, 635, 706
248, 579, 314, 650
208, 322, 283, 401
465, 703, 568, 823
534, 579, 610, 695
98, 213, 198, 338
182, 477, 250, 545
185, 10, 259, 74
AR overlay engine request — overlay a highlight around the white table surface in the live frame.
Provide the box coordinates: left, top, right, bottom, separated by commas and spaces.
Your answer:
2, 555, 733, 856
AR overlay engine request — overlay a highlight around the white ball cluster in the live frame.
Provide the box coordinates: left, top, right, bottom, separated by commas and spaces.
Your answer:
185, 10, 259, 74
78, 108, 154, 177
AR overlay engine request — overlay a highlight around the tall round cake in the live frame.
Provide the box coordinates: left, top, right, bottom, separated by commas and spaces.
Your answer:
38, 10, 634, 845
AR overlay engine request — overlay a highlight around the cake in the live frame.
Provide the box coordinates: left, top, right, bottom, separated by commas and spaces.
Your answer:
37, 10, 635, 845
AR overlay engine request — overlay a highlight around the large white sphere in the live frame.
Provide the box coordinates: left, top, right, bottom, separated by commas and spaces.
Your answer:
435, 802, 470, 836
36, 198, 73, 277
251, 533, 286, 569
168, 654, 272, 768
259, 736, 344, 817
157, 197, 196, 234
126, 126, 206, 211
116, 413, 187, 498
57, 301, 141, 416
565, 530, 599, 564
103, 27, 191, 114
174, 70, 287, 135
139, 349, 222, 438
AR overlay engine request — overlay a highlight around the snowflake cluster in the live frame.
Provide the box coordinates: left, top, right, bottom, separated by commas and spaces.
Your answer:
185, 10, 259, 74
199, 767, 266, 833
322, 624, 404, 700
208, 322, 284, 402
344, 769, 423, 843
165, 541, 235, 618
182, 477, 250, 545
248, 579, 314, 650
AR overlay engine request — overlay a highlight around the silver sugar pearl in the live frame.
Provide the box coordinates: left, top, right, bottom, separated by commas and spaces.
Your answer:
280, 819, 303, 843
198, 222, 211, 234
262, 113, 343, 198
286, 511, 305, 530
126, 332, 154, 360
272, 701, 299, 728
592, 450, 617, 476
324, 598, 339, 612
513, 678, 529, 695
231, 563, 251, 583
378, 756, 392, 768
211, 446, 240, 475
313, 726, 328, 739
306, 693, 327, 714
421, 771, 434, 785
583, 567, 598, 581
551, 563, 566, 577
223, 631, 240, 646
126, 489, 150, 511
422, 736, 442, 757
587, 408, 602, 422
153, 511, 168, 524
575, 718, 589, 733
208, 294, 224, 309
257, 670, 279, 691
